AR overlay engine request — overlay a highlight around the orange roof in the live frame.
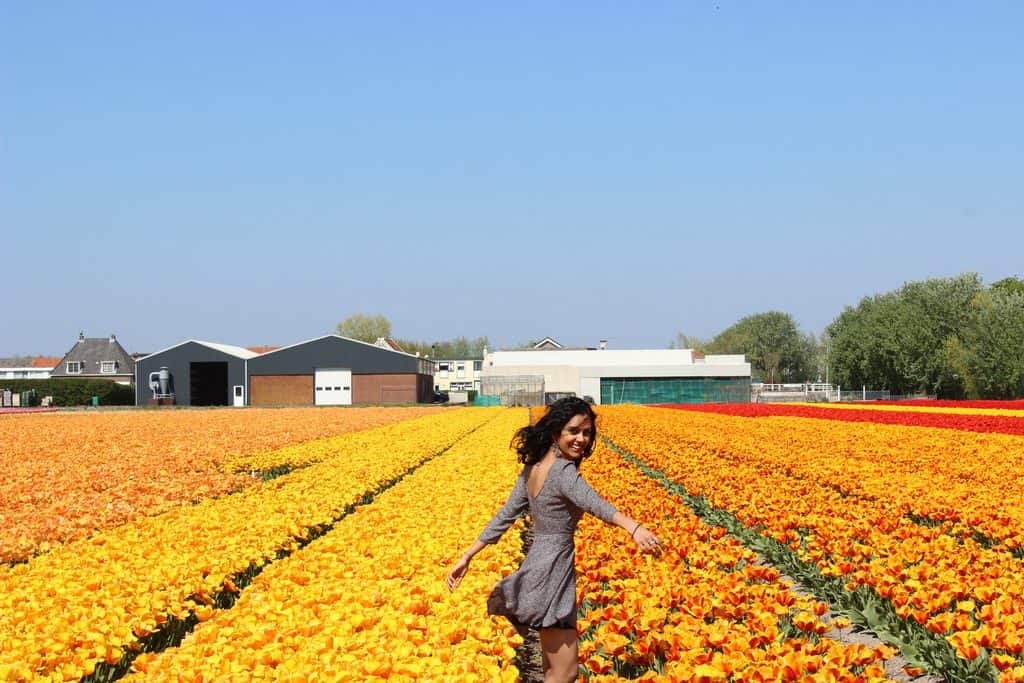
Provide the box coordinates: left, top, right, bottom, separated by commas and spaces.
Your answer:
32, 357, 61, 368
246, 345, 281, 355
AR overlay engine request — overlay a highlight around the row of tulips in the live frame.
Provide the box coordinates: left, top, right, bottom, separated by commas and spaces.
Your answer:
218, 407, 445, 474
0, 408, 493, 682
0, 406, 440, 563
574, 440, 901, 682
125, 409, 530, 682
803, 403, 1024, 417
670, 402, 1024, 436
600, 406, 1024, 679
663, 408, 1024, 551
870, 400, 1024, 410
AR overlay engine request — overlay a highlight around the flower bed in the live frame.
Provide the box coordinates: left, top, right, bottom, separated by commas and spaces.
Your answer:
9, 404, 1024, 682
576, 441, 900, 682
0, 406, 440, 562
666, 402, 1024, 435
125, 409, 526, 682
601, 405, 1024, 680
0, 409, 491, 682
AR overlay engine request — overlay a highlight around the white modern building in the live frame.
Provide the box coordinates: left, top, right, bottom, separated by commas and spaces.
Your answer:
481, 344, 750, 405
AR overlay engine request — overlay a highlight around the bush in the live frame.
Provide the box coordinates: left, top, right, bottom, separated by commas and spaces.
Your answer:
0, 379, 135, 406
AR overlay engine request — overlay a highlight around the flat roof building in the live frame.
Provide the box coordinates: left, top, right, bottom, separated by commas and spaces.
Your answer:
481, 346, 750, 405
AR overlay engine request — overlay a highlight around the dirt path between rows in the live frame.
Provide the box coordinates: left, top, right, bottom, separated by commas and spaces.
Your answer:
778, 567, 945, 683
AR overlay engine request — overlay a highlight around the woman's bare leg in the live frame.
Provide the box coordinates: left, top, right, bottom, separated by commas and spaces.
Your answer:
539, 628, 578, 683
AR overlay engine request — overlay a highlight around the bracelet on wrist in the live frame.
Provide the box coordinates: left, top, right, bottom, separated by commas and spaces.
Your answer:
630, 523, 642, 538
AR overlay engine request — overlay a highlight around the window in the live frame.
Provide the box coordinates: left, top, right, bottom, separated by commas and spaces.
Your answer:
456, 362, 465, 378
473, 360, 482, 376
438, 362, 449, 378
100, 361, 118, 374
66, 361, 82, 374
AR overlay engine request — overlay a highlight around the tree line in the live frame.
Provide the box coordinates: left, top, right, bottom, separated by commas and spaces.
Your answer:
336, 272, 1024, 399
675, 273, 1024, 399
334, 314, 489, 360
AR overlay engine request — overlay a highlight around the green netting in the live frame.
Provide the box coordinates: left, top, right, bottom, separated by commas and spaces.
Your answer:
472, 395, 503, 406
600, 377, 750, 405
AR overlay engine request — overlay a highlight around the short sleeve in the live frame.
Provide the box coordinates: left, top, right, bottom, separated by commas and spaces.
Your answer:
556, 461, 618, 523
478, 470, 530, 544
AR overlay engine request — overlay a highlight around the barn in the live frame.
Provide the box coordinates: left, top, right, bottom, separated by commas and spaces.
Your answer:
135, 335, 435, 407
134, 341, 256, 407
245, 334, 435, 406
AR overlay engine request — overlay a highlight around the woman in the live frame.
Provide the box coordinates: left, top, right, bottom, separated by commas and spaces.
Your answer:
446, 397, 664, 683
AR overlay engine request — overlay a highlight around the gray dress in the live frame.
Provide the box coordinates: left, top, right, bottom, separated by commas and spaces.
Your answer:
479, 457, 618, 633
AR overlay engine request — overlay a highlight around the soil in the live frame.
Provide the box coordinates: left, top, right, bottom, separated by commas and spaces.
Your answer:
778, 569, 946, 683
513, 525, 546, 683
514, 628, 545, 683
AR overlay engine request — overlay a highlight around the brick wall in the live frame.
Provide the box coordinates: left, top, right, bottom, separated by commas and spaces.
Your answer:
352, 374, 418, 404
250, 375, 313, 406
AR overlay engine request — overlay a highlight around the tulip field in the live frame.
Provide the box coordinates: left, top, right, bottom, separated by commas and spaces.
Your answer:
4, 402, 1024, 681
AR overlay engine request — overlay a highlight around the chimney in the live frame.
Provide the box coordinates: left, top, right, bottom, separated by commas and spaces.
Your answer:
599, 339, 607, 350
78, 331, 85, 342
109, 334, 117, 343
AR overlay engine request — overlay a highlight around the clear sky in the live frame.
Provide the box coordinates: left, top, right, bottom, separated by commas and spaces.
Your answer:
3, 2, 1022, 357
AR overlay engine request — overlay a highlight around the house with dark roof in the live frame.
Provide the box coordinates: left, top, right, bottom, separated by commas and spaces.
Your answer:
50, 332, 135, 384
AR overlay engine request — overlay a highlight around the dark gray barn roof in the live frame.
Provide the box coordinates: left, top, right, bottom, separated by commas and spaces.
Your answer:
138, 339, 258, 361
248, 334, 427, 375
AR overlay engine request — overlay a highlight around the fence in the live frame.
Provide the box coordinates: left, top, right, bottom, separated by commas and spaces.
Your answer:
753, 383, 839, 403
754, 383, 934, 403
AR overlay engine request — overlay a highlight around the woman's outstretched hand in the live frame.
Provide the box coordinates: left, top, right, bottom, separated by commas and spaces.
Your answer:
632, 525, 665, 553
446, 556, 470, 591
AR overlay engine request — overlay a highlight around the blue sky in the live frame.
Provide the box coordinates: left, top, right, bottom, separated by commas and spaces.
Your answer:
3, 2, 1022, 356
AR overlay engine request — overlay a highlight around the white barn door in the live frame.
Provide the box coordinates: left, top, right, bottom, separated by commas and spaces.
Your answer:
315, 368, 352, 405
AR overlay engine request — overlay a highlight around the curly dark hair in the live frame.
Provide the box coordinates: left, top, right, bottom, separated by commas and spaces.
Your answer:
511, 396, 598, 466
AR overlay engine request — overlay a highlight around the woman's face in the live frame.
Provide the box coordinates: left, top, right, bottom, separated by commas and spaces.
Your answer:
555, 413, 593, 460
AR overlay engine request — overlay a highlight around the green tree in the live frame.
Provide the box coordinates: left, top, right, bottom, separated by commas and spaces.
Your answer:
668, 332, 706, 351
807, 332, 830, 383
705, 311, 814, 383
397, 336, 490, 359
335, 313, 392, 343
990, 276, 1024, 297
826, 273, 983, 395
960, 288, 1024, 398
